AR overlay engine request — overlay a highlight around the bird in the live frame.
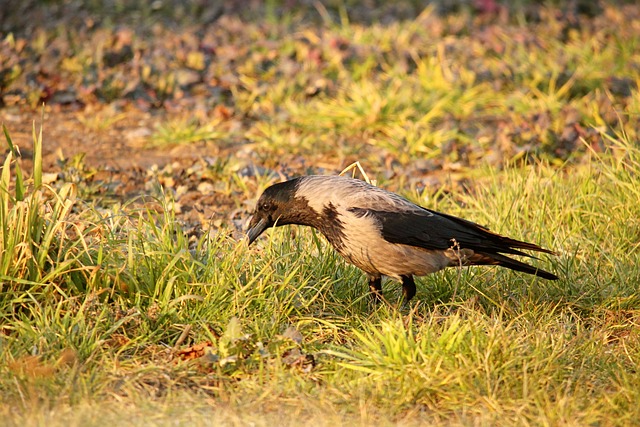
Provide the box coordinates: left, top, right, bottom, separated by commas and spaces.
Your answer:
246, 175, 558, 303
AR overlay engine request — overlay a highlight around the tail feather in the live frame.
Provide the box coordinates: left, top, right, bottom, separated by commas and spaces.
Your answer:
482, 252, 558, 280
496, 235, 557, 256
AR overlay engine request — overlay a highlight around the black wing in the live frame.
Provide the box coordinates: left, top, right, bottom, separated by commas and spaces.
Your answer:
348, 206, 558, 280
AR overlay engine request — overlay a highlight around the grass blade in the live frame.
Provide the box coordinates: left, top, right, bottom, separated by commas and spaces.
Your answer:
32, 112, 43, 190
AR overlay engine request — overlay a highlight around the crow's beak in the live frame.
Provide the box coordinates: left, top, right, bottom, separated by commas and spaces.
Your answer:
247, 216, 269, 245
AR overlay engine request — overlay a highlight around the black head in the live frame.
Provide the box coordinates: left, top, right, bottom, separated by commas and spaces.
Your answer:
246, 178, 302, 245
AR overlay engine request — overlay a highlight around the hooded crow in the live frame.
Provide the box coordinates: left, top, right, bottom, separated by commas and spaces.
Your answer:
247, 175, 558, 302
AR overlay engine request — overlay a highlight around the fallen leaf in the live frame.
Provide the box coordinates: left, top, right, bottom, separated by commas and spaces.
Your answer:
175, 341, 214, 361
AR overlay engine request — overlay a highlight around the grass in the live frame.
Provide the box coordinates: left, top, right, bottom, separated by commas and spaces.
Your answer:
150, 117, 229, 147
2, 1, 640, 425
1, 121, 639, 425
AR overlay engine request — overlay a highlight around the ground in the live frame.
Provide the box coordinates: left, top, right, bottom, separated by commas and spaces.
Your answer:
2, 1, 636, 230
1, 1, 640, 426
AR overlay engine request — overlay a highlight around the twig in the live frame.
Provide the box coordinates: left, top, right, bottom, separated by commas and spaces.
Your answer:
174, 324, 192, 349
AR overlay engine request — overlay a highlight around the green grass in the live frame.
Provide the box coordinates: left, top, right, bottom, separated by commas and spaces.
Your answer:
150, 116, 229, 147
2, 1, 640, 425
1, 122, 640, 425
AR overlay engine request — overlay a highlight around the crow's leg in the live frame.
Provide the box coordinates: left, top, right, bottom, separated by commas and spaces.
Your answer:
401, 275, 416, 303
368, 276, 383, 302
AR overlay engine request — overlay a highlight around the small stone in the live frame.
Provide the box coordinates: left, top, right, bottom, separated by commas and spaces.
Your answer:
197, 182, 214, 194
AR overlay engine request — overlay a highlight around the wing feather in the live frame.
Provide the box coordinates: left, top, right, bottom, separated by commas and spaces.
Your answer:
348, 206, 554, 258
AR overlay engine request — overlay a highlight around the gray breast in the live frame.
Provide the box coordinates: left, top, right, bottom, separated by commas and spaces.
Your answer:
330, 202, 450, 279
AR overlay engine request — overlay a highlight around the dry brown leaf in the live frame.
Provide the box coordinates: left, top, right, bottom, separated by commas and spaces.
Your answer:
175, 341, 214, 361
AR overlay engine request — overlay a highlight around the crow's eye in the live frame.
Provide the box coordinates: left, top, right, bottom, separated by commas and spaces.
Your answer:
259, 201, 273, 211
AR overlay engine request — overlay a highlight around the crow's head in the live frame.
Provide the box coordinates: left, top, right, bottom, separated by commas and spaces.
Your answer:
246, 178, 303, 245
